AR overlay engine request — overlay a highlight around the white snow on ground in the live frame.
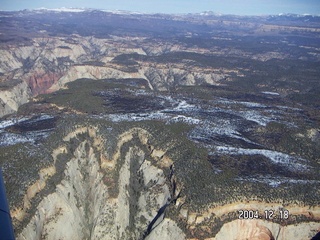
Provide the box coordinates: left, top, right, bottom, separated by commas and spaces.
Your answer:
101, 92, 290, 130
190, 118, 258, 146
213, 146, 309, 171
217, 98, 266, 108
0, 117, 29, 129
237, 110, 275, 126
0, 115, 53, 130
174, 100, 197, 111
211, 126, 255, 143
168, 115, 201, 124
107, 111, 168, 122
262, 91, 280, 96
162, 99, 199, 113
215, 98, 279, 126
238, 101, 266, 108
0, 133, 30, 146
0, 129, 53, 146
0, 120, 17, 129
236, 175, 320, 187
106, 110, 202, 125
0, 115, 55, 146
31, 114, 54, 121
36, 7, 86, 12
106, 99, 201, 124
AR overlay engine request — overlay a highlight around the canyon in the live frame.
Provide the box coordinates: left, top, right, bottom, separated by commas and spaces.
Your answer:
0, 9, 319, 239
16, 127, 182, 239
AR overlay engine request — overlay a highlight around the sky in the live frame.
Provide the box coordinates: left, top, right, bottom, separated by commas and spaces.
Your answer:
1, 0, 320, 15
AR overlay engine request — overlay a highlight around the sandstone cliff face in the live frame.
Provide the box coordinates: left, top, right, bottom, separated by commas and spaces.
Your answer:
0, 34, 239, 117
48, 65, 136, 92
214, 219, 320, 240
26, 71, 64, 95
0, 80, 31, 116
16, 127, 185, 240
12, 125, 320, 240
142, 65, 229, 91
48, 63, 230, 92
0, 36, 145, 116
145, 219, 185, 240
179, 200, 320, 239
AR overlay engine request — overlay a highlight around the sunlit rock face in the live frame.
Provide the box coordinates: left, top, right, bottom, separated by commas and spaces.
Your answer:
15, 127, 184, 240
0, 35, 233, 117
11, 125, 319, 240
216, 220, 275, 240
0, 80, 31, 116
214, 219, 320, 240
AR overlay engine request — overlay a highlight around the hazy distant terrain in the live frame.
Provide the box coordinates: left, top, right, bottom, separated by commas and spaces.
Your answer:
0, 9, 319, 239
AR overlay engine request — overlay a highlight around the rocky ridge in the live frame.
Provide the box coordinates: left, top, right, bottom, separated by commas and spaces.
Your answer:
6, 124, 318, 239
0, 80, 31, 116
0, 35, 242, 117
2, 26, 319, 117
14, 126, 185, 239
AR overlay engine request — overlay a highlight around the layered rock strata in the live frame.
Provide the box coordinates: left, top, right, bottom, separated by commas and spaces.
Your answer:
15, 127, 184, 240
12, 126, 320, 239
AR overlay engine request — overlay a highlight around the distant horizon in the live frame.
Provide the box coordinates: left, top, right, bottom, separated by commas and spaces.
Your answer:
1, 7, 320, 17
1, 0, 320, 16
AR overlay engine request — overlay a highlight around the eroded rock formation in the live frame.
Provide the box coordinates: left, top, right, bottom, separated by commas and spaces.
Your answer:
11, 125, 320, 240
15, 127, 185, 240
215, 219, 320, 240
0, 80, 31, 116
0, 35, 239, 117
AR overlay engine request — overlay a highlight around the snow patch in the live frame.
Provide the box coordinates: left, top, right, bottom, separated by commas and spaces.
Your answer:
213, 146, 309, 171
262, 91, 280, 96
0, 114, 55, 146
237, 110, 274, 126
0, 132, 30, 146
168, 115, 201, 124
36, 7, 86, 12
217, 98, 266, 108
0, 117, 29, 129
236, 175, 320, 187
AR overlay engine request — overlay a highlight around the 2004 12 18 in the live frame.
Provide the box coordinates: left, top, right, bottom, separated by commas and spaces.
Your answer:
238, 209, 290, 220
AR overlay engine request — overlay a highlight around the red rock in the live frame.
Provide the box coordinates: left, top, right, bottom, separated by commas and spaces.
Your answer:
26, 71, 64, 95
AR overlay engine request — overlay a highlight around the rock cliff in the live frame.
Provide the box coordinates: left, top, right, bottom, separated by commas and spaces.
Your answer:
15, 127, 184, 240
8, 124, 319, 240
0, 80, 31, 116
0, 34, 238, 117
215, 219, 320, 240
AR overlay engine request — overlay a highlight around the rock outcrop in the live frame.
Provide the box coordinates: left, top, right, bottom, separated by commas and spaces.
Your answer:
214, 219, 320, 240
12, 125, 320, 240
0, 34, 240, 117
0, 80, 31, 116
16, 127, 184, 239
